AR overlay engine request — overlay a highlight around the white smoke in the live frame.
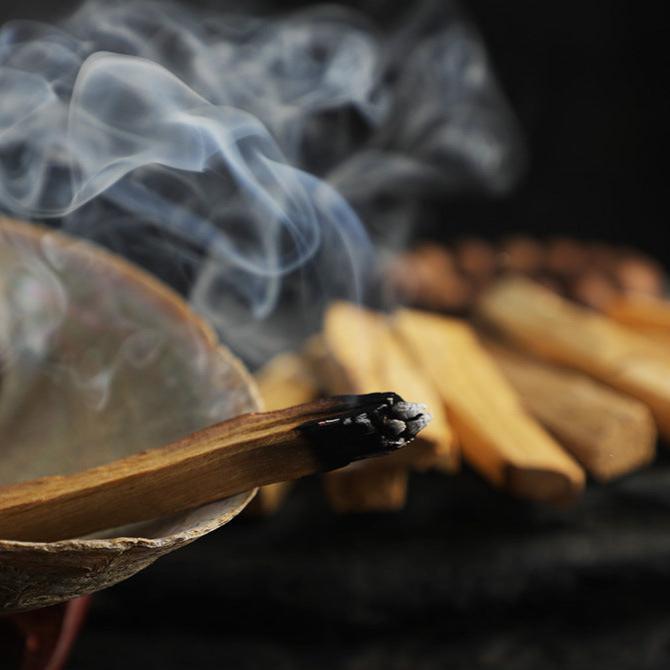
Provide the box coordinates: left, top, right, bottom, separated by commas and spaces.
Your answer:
0, 0, 523, 364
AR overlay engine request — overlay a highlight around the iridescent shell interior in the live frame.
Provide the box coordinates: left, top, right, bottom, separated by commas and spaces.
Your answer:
0, 217, 259, 612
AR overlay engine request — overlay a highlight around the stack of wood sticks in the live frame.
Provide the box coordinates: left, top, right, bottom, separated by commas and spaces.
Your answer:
253, 237, 670, 514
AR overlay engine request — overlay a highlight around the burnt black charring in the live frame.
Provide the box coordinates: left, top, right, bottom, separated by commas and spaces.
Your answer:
298, 393, 432, 471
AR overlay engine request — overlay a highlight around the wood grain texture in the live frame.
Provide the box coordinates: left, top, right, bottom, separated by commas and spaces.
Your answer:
477, 277, 670, 439
0, 394, 425, 542
395, 309, 585, 504
486, 342, 656, 481
605, 294, 670, 347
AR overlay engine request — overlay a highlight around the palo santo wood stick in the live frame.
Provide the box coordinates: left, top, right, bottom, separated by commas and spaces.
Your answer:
604, 294, 670, 344
0, 393, 430, 542
318, 302, 457, 512
251, 351, 322, 514
255, 351, 321, 411
322, 302, 457, 471
322, 464, 408, 513
394, 310, 585, 503
476, 277, 670, 439
484, 341, 656, 481
387, 244, 474, 312
320, 305, 408, 512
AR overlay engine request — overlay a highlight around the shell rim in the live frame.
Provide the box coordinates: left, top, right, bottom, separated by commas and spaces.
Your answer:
0, 216, 261, 550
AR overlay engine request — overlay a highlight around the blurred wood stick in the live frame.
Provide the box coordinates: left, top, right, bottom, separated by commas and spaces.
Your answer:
604, 294, 670, 344
255, 350, 321, 411
484, 341, 656, 481
322, 463, 408, 514
387, 244, 474, 313
477, 277, 670, 439
0, 393, 430, 542
394, 309, 585, 504
323, 302, 457, 471
318, 302, 458, 512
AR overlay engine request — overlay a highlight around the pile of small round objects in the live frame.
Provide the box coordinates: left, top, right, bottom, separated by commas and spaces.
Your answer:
387, 237, 666, 313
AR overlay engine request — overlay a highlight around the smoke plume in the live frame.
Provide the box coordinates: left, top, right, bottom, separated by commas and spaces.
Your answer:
0, 0, 523, 364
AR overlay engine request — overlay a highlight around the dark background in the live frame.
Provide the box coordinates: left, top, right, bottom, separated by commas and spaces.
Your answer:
3, 1, 669, 668
456, 1, 661, 252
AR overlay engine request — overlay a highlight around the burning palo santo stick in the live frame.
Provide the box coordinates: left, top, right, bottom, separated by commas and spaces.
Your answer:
484, 341, 656, 481
394, 310, 585, 504
0, 393, 430, 542
476, 277, 670, 439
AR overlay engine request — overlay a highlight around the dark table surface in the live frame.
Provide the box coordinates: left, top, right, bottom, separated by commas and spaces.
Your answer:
68, 457, 670, 670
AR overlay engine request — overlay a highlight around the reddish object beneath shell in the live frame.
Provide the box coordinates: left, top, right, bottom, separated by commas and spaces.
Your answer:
0, 596, 90, 670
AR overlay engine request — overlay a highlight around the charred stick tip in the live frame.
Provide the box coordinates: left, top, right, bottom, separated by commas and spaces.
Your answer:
298, 393, 432, 470
375, 399, 431, 448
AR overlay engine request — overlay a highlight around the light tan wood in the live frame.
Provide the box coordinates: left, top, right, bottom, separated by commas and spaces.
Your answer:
319, 302, 458, 512
485, 341, 656, 481
631, 330, 670, 349
255, 350, 321, 411
0, 394, 425, 542
322, 302, 457, 470
250, 350, 322, 514
394, 309, 585, 503
605, 294, 670, 347
477, 277, 670, 439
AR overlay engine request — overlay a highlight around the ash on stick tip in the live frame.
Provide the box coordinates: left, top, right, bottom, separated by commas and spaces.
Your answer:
338, 393, 432, 451
374, 396, 432, 449
298, 392, 432, 469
